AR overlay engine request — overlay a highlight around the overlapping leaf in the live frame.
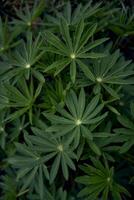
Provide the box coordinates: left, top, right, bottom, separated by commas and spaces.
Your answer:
76, 158, 130, 200
8, 140, 49, 200
44, 18, 108, 82
77, 46, 134, 98
1, 78, 43, 123
43, 89, 108, 149
0, 32, 45, 83
114, 103, 134, 153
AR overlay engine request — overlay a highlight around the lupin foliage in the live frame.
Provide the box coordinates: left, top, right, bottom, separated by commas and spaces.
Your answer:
0, 0, 134, 200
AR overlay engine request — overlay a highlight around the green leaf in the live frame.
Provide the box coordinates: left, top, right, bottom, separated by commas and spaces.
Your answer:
44, 31, 69, 54
117, 115, 134, 130
21, 166, 38, 191
107, 105, 120, 116
82, 38, 109, 53
103, 50, 120, 77
88, 140, 101, 155
64, 153, 76, 170
81, 125, 93, 140
77, 88, 85, 118
70, 60, 76, 83
74, 18, 85, 51
44, 59, 70, 73
32, 69, 45, 83
77, 59, 95, 82
50, 154, 61, 184
82, 94, 100, 119
61, 154, 69, 180
39, 165, 44, 200
102, 84, 120, 99
5, 108, 28, 122
78, 52, 107, 59
119, 142, 133, 154
65, 90, 78, 118
60, 18, 72, 50
77, 23, 97, 53
76, 159, 129, 199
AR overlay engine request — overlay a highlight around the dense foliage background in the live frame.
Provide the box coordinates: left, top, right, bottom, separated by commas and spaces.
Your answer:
0, 0, 134, 199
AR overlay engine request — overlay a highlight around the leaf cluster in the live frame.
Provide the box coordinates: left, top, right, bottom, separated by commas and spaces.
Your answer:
0, 1, 134, 200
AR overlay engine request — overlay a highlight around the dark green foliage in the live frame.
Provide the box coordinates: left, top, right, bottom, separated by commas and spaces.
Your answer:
114, 103, 134, 153
0, 78, 43, 124
77, 44, 134, 98
0, 17, 20, 53
0, 1, 134, 200
76, 158, 130, 200
43, 89, 108, 152
44, 18, 108, 83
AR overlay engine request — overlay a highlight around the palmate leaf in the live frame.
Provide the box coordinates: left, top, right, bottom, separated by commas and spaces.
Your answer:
44, 18, 108, 83
9, 127, 77, 185
43, 89, 108, 149
114, 105, 134, 153
2, 78, 43, 124
109, 8, 134, 37
0, 1, 134, 199
0, 17, 20, 54
8, 141, 49, 200
77, 46, 134, 98
11, 0, 45, 29
9, 115, 29, 142
46, 1, 102, 28
75, 158, 130, 200
28, 128, 77, 183
1, 32, 45, 83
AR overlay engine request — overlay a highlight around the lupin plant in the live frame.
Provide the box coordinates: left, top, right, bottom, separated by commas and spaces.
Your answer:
0, 0, 134, 200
